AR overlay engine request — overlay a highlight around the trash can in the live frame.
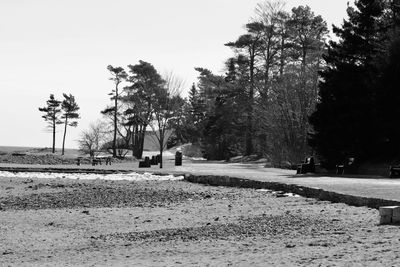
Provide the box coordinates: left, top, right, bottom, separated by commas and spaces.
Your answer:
139, 157, 151, 168
175, 151, 182, 166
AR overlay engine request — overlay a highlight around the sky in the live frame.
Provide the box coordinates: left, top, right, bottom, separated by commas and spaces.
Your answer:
0, 0, 352, 149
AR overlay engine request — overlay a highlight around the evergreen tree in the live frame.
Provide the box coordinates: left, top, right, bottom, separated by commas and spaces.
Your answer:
309, 0, 389, 168
184, 83, 206, 143
374, 21, 400, 158
38, 94, 62, 153
61, 93, 80, 155
102, 65, 127, 158
124, 61, 165, 159
194, 67, 244, 160
225, 25, 263, 156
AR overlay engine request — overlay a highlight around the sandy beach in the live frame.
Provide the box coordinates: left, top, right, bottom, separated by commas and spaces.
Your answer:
1, 173, 399, 266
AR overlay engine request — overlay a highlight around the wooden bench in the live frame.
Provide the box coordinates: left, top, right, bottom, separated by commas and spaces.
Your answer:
336, 157, 357, 175
91, 157, 102, 166
389, 165, 400, 178
296, 157, 315, 174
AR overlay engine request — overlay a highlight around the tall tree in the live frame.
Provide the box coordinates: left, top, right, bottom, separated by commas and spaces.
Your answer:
194, 67, 244, 160
252, 4, 327, 164
179, 83, 206, 143
254, 0, 286, 88
124, 60, 165, 159
150, 73, 184, 168
372, 3, 400, 158
103, 65, 128, 158
226, 24, 263, 156
309, 0, 388, 168
38, 94, 62, 153
61, 93, 80, 155
285, 5, 328, 155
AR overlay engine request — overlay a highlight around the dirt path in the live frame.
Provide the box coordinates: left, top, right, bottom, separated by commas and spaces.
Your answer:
1, 176, 399, 266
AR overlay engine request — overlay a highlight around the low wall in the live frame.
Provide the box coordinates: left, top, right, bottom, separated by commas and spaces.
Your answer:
184, 174, 400, 209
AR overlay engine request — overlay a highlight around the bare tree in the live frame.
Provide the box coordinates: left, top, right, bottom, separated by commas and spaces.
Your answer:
77, 121, 109, 157
150, 73, 184, 168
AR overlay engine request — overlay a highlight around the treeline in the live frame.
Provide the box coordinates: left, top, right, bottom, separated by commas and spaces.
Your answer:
78, 0, 400, 169
86, 2, 329, 165
309, 0, 400, 168
174, 2, 328, 164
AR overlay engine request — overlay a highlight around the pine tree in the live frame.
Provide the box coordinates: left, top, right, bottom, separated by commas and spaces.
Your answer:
309, 0, 389, 168
103, 65, 128, 158
39, 94, 62, 153
124, 60, 165, 159
61, 93, 80, 155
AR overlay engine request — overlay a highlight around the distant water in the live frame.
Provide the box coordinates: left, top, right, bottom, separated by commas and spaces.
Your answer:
0, 171, 184, 181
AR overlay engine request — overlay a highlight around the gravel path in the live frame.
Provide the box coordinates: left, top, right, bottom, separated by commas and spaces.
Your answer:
0, 175, 399, 266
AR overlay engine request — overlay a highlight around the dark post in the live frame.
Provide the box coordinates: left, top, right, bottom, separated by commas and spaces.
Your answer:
175, 151, 182, 166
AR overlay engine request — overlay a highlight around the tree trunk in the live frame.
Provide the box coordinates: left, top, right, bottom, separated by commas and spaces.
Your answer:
159, 131, 164, 169
62, 117, 68, 155
159, 149, 163, 169
246, 48, 255, 156
112, 87, 118, 158
280, 37, 285, 77
52, 117, 56, 153
138, 124, 147, 159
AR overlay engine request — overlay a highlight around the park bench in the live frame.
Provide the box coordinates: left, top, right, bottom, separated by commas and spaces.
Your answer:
389, 165, 400, 178
91, 157, 102, 166
296, 157, 315, 174
104, 157, 112, 165
91, 156, 112, 166
336, 157, 358, 175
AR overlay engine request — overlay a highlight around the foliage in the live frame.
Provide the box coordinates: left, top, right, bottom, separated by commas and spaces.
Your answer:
309, 0, 399, 168
38, 94, 62, 153
123, 60, 165, 159
187, 2, 328, 163
102, 65, 128, 158
61, 93, 80, 155
149, 73, 184, 168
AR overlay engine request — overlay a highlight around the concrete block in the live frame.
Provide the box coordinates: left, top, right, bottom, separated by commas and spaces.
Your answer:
379, 206, 400, 216
380, 215, 392, 224
379, 206, 400, 224
392, 216, 400, 224
392, 207, 400, 217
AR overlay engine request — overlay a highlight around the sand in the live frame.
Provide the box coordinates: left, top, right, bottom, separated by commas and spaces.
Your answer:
1, 175, 399, 266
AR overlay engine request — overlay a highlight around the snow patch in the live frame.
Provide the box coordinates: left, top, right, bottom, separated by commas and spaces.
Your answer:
0, 171, 184, 181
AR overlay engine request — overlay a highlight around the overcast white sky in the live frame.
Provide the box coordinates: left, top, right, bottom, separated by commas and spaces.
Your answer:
0, 0, 352, 149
